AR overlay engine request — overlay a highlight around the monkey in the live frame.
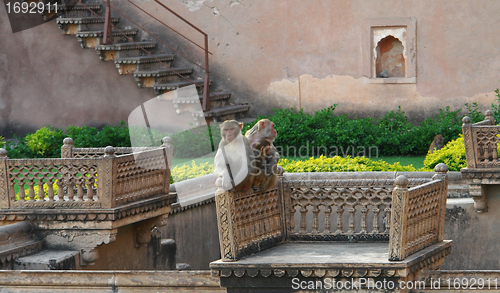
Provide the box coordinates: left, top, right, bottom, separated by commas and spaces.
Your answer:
245, 119, 282, 191
429, 134, 445, 154
250, 138, 273, 189
213, 120, 256, 192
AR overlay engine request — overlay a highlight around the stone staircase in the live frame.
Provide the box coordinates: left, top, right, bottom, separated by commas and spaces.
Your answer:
52, 0, 250, 124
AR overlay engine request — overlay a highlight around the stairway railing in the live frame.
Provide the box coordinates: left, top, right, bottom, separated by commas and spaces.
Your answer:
78, 0, 212, 111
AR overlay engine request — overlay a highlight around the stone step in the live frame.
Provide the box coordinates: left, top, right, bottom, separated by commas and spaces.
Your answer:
204, 104, 250, 122
153, 80, 207, 95
14, 250, 80, 270
56, 3, 102, 18
0, 222, 44, 266
76, 28, 138, 48
114, 54, 175, 74
198, 91, 231, 108
171, 91, 231, 110
134, 67, 194, 87
42, 3, 102, 22
57, 16, 119, 35
95, 41, 157, 61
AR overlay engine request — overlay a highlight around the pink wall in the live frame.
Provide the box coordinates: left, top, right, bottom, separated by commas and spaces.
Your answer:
1, 0, 500, 136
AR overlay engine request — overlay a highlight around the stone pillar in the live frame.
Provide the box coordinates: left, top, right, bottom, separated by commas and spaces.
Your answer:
98, 146, 115, 209
388, 175, 409, 261
0, 149, 9, 209
61, 138, 74, 158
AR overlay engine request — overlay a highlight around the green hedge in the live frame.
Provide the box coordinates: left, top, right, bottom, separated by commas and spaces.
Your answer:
5, 89, 499, 159
243, 102, 486, 157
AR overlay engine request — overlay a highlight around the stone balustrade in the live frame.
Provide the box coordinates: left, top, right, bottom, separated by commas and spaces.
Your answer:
0, 139, 176, 265
211, 164, 452, 292
462, 110, 500, 212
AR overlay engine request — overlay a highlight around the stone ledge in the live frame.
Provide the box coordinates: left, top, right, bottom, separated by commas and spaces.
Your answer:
210, 241, 452, 278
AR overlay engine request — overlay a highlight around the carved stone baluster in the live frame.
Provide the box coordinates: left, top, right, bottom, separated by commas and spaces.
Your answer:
76, 177, 84, 201
360, 206, 368, 234
324, 207, 332, 234
384, 207, 391, 234
347, 206, 355, 234
335, 206, 343, 234
37, 180, 45, 201
46, 179, 55, 201
372, 207, 380, 233
17, 180, 26, 202
27, 180, 35, 201
67, 177, 75, 202
299, 206, 308, 233
86, 177, 94, 201
311, 205, 320, 234
56, 177, 64, 201
8, 180, 16, 203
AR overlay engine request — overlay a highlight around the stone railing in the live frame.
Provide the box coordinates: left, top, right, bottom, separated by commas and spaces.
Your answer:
0, 146, 171, 211
0, 141, 175, 266
462, 110, 500, 212
61, 136, 173, 164
462, 110, 499, 169
215, 164, 449, 262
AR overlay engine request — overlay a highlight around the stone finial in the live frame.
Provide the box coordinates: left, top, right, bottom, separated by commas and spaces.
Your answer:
394, 175, 408, 188
104, 146, 115, 157
63, 137, 74, 146
0, 148, 7, 158
215, 176, 224, 196
162, 136, 173, 146
462, 116, 471, 124
434, 163, 448, 173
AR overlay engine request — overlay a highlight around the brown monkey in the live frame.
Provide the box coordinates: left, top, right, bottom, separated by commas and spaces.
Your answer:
214, 120, 256, 192
429, 134, 445, 154
250, 139, 273, 188
245, 119, 281, 191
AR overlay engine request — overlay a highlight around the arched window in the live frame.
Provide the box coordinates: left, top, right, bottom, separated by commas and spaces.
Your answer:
375, 35, 405, 78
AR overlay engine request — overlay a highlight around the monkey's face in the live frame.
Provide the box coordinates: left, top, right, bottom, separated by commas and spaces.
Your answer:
222, 125, 240, 143
259, 119, 277, 141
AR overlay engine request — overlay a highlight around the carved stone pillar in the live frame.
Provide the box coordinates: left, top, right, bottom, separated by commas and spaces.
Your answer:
61, 137, 74, 158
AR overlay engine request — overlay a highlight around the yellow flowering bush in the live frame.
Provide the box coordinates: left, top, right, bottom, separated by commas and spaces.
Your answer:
171, 161, 214, 182
279, 155, 416, 173
170, 156, 416, 182
421, 135, 466, 171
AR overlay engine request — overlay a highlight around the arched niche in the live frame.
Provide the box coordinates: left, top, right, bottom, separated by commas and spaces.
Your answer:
375, 35, 405, 77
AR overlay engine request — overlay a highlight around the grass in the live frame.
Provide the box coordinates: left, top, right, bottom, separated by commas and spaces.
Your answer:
171, 155, 426, 170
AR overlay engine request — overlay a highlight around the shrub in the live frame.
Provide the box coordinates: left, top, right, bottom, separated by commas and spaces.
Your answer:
171, 161, 214, 182
421, 135, 466, 172
25, 126, 65, 158
279, 155, 416, 173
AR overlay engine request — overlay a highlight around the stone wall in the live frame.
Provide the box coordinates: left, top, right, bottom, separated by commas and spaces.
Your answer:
2, 0, 500, 136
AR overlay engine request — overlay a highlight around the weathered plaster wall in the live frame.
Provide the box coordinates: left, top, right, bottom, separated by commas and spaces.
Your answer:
121, 0, 500, 121
0, 6, 154, 137
442, 186, 500, 270
161, 202, 220, 270
1, 0, 500, 135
